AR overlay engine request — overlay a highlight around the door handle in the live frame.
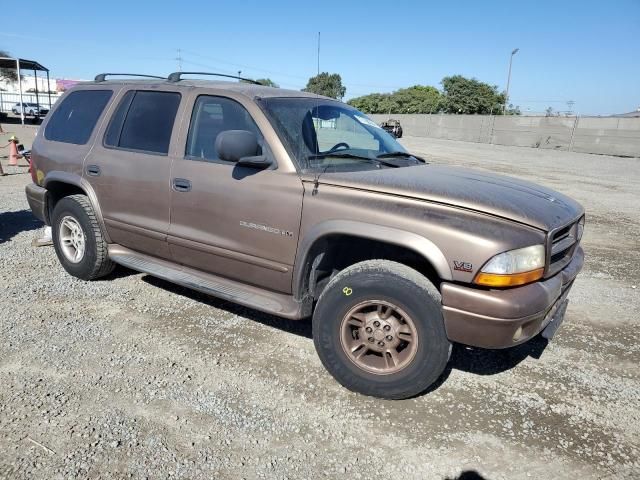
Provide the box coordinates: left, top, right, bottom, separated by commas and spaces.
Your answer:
86, 165, 101, 176
172, 178, 192, 192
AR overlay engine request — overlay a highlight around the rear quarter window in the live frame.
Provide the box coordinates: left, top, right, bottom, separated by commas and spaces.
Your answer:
44, 90, 113, 145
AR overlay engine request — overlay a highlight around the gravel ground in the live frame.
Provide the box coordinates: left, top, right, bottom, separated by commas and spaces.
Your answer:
1, 138, 639, 479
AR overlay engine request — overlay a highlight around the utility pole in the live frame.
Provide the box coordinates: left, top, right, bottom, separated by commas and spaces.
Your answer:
504, 48, 519, 114
238, 70, 242, 81
176, 49, 183, 72
317, 32, 321, 75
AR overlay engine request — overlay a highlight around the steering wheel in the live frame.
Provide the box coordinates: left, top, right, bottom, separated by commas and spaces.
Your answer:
327, 142, 350, 153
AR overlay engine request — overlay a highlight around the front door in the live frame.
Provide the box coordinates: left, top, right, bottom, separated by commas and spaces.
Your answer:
87, 88, 184, 259
168, 94, 303, 294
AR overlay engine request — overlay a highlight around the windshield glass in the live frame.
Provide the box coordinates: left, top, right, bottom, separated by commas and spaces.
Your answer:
257, 97, 411, 172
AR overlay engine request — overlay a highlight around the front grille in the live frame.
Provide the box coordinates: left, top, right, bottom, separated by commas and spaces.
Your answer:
547, 218, 581, 276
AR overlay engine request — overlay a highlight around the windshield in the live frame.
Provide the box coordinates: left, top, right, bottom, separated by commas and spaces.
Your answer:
257, 97, 411, 172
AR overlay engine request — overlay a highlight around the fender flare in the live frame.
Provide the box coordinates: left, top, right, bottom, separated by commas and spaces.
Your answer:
292, 220, 452, 300
43, 171, 112, 243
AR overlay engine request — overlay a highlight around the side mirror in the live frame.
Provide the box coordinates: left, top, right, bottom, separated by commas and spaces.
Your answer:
216, 130, 260, 162
237, 155, 272, 168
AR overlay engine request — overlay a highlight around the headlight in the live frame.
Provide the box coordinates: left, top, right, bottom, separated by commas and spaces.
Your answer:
576, 216, 585, 242
474, 245, 545, 287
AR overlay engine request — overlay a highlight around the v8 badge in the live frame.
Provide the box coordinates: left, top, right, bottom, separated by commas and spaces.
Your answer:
453, 261, 473, 273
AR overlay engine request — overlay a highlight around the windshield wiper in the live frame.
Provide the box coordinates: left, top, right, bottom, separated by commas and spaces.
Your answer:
377, 151, 426, 163
308, 152, 400, 168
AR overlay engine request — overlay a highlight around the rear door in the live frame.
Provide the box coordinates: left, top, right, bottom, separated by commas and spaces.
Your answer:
168, 92, 304, 294
86, 87, 184, 259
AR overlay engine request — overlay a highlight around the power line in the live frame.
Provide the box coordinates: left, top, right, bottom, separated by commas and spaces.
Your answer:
180, 49, 310, 81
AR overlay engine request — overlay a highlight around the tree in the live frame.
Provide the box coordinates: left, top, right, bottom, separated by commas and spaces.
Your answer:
348, 93, 394, 114
390, 85, 442, 114
303, 72, 346, 100
545, 106, 554, 117
0, 49, 18, 83
255, 78, 278, 87
440, 75, 506, 114
241, 78, 278, 87
505, 104, 521, 115
348, 85, 442, 114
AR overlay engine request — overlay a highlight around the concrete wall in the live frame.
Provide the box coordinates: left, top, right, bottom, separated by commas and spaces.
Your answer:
370, 114, 640, 157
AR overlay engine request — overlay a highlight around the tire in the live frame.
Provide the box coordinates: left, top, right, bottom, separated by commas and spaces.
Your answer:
51, 194, 115, 280
312, 260, 451, 399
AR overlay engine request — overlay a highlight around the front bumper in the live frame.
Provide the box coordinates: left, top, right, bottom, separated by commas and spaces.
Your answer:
441, 246, 584, 349
25, 183, 49, 224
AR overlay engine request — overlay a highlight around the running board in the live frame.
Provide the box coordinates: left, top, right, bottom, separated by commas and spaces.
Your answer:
108, 245, 305, 319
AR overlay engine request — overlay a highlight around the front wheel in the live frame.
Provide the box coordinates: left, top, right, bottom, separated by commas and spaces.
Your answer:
312, 260, 451, 399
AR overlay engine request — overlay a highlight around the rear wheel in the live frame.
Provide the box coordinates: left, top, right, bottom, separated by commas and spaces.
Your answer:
52, 194, 115, 280
312, 260, 451, 399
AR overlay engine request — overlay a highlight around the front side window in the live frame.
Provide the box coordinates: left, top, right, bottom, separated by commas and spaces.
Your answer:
44, 90, 113, 145
104, 90, 181, 155
185, 95, 263, 162
257, 97, 410, 173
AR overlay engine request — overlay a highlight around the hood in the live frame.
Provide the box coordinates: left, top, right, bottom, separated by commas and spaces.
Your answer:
315, 164, 584, 231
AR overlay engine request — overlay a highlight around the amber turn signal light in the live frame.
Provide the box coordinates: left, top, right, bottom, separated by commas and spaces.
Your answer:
474, 268, 544, 287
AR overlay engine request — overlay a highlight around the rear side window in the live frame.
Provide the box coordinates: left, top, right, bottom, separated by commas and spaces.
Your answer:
104, 90, 181, 155
44, 90, 112, 145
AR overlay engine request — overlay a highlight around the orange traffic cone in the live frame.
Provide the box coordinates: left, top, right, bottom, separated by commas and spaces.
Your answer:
8, 136, 20, 167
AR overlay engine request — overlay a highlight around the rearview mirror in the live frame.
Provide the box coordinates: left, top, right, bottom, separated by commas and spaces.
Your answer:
311, 105, 341, 121
216, 130, 260, 162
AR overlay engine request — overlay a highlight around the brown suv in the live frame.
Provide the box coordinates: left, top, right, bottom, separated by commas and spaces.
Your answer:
25, 72, 584, 399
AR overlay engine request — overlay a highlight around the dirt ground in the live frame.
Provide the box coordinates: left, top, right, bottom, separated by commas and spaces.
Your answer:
0, 137, 638, 479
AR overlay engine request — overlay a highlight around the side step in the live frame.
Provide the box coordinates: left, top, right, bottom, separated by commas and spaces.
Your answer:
108, 245, 306, 319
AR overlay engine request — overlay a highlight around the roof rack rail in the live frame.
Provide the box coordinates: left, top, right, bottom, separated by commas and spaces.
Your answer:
167, 71, 262, 85
94, 73, 165, 82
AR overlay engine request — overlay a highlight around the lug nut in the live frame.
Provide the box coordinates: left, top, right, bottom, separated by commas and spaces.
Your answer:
386, 335, 393, 341
373, 321, 380, 327
378, 341, 385, 347
383, 325, 391, 331
365, 327, 373, 333
368, 337, 374, 343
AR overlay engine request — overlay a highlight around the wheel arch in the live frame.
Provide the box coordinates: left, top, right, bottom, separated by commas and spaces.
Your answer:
293, 220, 452, 302
44, 171, 111, 243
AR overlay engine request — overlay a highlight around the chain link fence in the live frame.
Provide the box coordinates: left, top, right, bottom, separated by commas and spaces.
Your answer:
0, 91, 62, 113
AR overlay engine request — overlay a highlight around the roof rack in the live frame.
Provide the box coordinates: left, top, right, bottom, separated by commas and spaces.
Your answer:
167, 71, 262, 85
94, 73, 165, 82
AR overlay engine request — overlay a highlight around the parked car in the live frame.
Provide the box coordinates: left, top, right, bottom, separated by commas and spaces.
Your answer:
12, 102, 49, 117
381, 119, 403, 138
25, 73, 585, 399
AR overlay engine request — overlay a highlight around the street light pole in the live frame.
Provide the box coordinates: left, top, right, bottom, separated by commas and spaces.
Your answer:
16, 58, 24, 125
504, 48, 519, 115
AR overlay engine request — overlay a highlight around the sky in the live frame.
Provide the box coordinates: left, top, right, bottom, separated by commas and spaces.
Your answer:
1, 0, 639, 115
